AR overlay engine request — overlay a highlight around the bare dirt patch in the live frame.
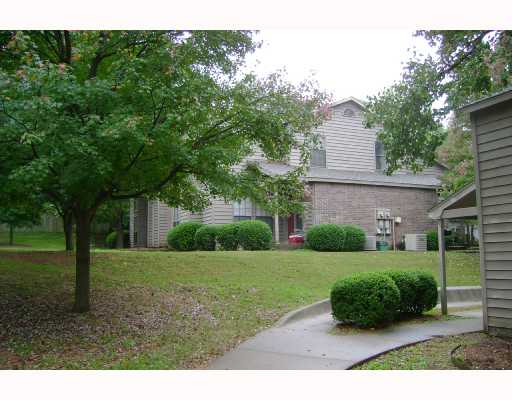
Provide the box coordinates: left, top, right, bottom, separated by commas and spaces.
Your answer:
453, 335, 512, 370
0, 251, 111, 267
0, 283, 217, 369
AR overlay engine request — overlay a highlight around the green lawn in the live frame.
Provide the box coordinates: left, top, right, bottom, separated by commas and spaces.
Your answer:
0, 231, 67, 251
0, 232, 481, 369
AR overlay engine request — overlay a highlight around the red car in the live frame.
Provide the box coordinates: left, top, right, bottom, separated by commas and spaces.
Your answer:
288, 231, 305, 248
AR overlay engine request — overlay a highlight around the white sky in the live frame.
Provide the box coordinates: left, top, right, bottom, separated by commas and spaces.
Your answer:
245, 30, 436, 102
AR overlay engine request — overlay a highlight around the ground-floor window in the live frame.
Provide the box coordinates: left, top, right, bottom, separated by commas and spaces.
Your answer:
233, 199, 253, 222
233, 199, 274, 233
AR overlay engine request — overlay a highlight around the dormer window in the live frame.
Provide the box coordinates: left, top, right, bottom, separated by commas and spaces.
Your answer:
375, 140, 387, 171
311, 136, 326, 168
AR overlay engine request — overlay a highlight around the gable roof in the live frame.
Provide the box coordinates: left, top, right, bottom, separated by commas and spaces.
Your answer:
428, 183, 477, 219
330, 97, 366, 109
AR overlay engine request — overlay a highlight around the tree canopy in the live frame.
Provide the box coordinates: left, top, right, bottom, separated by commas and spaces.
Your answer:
0, 30, 328, 311
364, 30, 512, 180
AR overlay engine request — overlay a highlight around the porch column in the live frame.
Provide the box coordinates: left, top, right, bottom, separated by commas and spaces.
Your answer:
274, 213, 280, 246
438, 219, 448, 315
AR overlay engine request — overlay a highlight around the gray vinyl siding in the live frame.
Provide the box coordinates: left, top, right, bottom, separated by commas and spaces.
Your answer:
179, 210, 203, 223
317, 102, 379, 171
203, 198, 234, 225
473, 98, 512, 335
146, 200, 173, 247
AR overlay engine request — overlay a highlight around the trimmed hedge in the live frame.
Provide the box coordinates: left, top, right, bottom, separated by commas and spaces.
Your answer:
331, 270, 438, 328
217, 223, 240, 251
306, 224, 366, 251
411, 271, 438, 314
383, 271, 421, 316
238, 220, 273, 250
195, 225, 220, 251
167, 222, 203, 251
330, 272, 400, 328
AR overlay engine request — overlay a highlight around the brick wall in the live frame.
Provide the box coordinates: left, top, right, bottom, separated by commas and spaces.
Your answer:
305, 182, 438, 240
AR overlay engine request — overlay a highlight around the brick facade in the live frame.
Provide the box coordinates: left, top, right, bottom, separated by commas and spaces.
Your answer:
305, 182, 438, 241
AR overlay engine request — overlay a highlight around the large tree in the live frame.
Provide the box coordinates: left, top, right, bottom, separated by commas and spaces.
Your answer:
0, 31, 328, 312
364, 30, 512, 179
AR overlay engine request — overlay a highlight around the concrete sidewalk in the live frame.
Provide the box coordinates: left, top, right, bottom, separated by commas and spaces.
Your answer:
208, 309, 483, 370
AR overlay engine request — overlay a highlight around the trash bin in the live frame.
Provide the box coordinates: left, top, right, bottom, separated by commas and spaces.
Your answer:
376, 240, 389, 251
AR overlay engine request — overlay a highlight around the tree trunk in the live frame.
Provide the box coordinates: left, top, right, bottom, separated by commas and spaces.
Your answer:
63, 211, 74, 251
115, 211, 124, 249
9, 225, 14, 245
73, 209, 91, 313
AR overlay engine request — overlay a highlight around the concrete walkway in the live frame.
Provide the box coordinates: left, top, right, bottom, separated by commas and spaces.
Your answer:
209, 308, 483, 370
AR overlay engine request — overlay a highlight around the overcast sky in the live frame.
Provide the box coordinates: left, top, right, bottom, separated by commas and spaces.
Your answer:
245, 30, 436, 102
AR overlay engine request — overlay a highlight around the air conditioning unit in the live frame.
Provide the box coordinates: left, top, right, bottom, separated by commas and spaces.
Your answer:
364, 235, 377, 251
405, 234, 427, 251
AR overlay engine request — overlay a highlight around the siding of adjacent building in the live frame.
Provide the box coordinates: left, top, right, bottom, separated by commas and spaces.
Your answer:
473, 98, 512, 336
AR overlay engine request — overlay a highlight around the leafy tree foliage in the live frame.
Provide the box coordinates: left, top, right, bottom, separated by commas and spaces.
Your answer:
0, 31, 328, 312
436, 117, 475, 198
365, 31, 512, 176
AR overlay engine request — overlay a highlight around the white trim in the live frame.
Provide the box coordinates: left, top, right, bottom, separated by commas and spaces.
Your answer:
428, 183, 476, 219
329, 96, 366, 109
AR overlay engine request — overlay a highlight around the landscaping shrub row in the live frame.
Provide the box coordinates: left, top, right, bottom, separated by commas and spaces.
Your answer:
306, 223, 366, 251
166, 220, 272, 251
330, 270, 438, 328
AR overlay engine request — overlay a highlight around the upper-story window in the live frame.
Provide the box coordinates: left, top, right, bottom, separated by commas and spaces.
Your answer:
311, 135, 326, 168
233, 199, 252, 221
375, 140, 387, 171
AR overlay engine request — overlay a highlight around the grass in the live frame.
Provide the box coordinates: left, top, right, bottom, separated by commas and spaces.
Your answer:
0, 232, 481, 369
0, 231, 67, 251
354, 332, 488, 370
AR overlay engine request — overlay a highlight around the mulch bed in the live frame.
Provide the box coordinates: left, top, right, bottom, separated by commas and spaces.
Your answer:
453, 335, 512, 369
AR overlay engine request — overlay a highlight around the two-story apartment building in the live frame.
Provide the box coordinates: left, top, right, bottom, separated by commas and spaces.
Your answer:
129, 97, 444, 248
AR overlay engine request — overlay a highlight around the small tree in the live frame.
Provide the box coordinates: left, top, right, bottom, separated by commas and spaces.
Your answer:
0, 202, 42, 245
0, 31, 328, 312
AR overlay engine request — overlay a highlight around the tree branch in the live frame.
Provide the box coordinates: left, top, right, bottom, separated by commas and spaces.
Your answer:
438, 31, 493, 77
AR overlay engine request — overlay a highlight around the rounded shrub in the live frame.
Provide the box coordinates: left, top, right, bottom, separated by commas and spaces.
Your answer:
105, 231, 117, 249
105, 230, 129, 248
166, 222, 203, 251
217, 223, 240, 251
330, 272, 400, 328
411, 271, 438, 314
237, 220, 273, 250
383, 270, 421, 316
384, 270, 438, 316
194, 225, 220, 251
341, 224, 366, 251
306, 224, 366, 251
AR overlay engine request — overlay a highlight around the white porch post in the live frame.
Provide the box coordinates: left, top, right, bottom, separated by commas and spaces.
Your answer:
438, 218, 448, 315
274, 213, 280, 246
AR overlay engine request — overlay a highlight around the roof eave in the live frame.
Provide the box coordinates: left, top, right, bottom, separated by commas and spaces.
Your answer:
458, 87, 512, 114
